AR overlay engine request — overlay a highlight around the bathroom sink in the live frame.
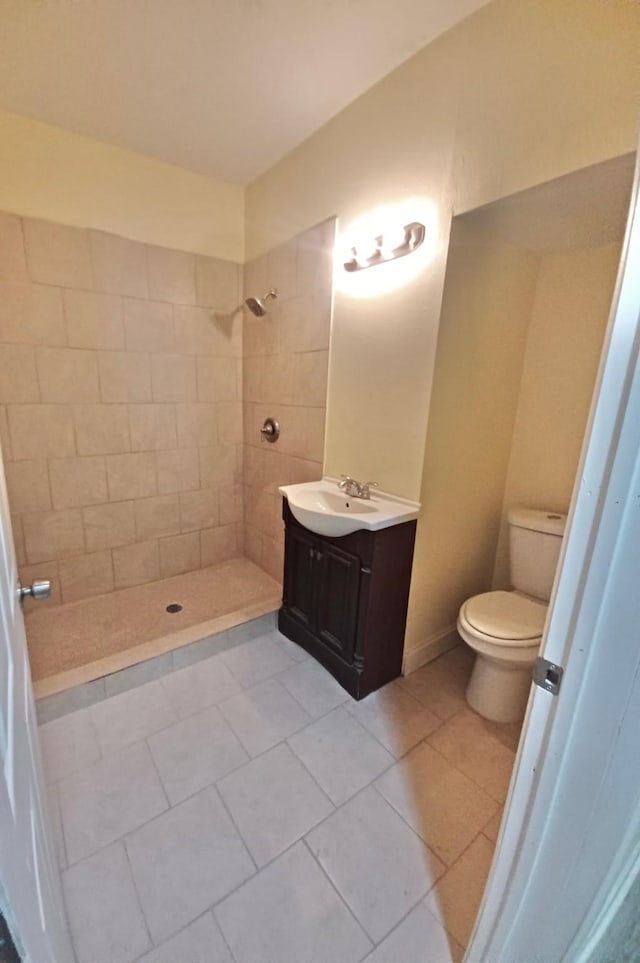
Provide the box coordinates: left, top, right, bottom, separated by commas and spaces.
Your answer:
279, 478, 420, 537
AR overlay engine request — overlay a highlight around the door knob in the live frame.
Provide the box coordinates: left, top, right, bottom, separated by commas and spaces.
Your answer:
17, 579, 50, 602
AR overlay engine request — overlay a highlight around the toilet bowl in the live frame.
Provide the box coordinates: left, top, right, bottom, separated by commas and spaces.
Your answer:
457, 590, 547, 722
457, 508, 566, 724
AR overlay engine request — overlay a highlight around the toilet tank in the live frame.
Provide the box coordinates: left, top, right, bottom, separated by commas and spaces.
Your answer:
508, 507, 566, 601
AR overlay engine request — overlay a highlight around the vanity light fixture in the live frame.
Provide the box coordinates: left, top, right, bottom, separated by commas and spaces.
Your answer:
343, 221, 425, 272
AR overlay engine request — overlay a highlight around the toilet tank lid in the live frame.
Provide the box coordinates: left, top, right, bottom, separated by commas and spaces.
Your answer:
508, 507, 566, 537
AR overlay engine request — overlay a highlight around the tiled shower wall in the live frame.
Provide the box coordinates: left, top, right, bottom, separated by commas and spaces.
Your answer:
0, 211, 243, 607
242, 219, 335, 581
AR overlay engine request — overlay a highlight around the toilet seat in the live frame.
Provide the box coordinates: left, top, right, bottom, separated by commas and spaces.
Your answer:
461, 590, 547, 645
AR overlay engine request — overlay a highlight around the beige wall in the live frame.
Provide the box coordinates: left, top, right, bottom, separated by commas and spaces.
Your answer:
492, 240, 622, 587
0, 210, 243, 607
405, 229, 622, 661
405, 221, 540, 657
0, 111, 244, 262
243, 219, 335, 581
246, 0, 639, 504
245, 0, 638, 662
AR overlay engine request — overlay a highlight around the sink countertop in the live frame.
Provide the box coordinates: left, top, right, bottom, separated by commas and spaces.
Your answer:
278, 477, 420, 538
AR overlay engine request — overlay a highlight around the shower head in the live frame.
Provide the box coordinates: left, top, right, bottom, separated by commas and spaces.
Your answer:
245, 289, 278, 317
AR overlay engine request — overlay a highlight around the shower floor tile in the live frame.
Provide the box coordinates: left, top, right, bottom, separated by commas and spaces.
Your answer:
26, 556, 280, 685
43, 640, 519, 963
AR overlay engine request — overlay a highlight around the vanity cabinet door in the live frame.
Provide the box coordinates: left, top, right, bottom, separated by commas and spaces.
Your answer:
314, 541, 361, 663
280, 499, 417, 699
283, 521, 317, 632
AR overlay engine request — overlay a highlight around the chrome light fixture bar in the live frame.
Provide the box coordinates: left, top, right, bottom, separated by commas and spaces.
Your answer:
343, 221, 425, 272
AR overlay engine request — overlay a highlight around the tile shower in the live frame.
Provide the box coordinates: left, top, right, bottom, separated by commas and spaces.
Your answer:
0, 209, 335, 691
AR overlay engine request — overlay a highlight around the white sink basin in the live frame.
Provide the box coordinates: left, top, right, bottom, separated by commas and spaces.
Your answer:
279, 478, 420, 538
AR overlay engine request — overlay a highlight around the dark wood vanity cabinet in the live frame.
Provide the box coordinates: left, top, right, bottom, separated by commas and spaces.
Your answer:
279, 499, 417, 700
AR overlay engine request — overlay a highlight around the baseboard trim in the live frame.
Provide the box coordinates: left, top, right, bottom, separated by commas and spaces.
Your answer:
402, 624, 460, 675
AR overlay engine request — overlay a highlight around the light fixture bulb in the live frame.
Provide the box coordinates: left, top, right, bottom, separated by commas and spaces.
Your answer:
380, 225, 408, 258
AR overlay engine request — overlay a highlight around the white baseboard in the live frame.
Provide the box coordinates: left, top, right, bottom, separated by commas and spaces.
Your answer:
402, 624, 460, 675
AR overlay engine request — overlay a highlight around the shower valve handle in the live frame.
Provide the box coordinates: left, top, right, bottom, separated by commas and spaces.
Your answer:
260, 417, 280, 443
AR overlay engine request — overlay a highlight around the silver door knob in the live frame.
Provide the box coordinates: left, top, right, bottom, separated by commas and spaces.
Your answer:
17, 579, 50, 602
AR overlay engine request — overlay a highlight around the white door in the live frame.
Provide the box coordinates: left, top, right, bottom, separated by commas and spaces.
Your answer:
468, 148, 640, 962
0, 453, 72, 961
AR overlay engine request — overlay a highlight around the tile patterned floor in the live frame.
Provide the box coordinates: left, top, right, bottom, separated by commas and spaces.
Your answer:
41, 637, 521, 963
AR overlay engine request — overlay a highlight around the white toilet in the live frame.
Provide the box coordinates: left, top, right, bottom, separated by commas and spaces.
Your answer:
457, 507, 566, 723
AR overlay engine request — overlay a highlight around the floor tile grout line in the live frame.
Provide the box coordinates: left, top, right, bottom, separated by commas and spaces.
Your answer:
300, 836, 376, 953
419, 829, 498, 954
117, 782, 258, 950
208, 835, 334, 937
277, 737, 339, 813
60, 712, 389, 878
46, 636, 422, 786
159, 662, 244, 723
49, 780, 69, 872
59, 767, 241, 874
56, 706, 338, 869
421, 729, 511, 807
59, 671, 251, 768
339, 703, 401, 761
343, 696, 448, 761
146, 735, 250, 811
427, 821, 496, 887
366, 779, 450, 875
121, 836, 156, 955
212, 902, 241, 963
212, 781, 260, 875
285, 708, 400, 807
217, 634, 298, 689
58, 753, 171, 871
211, 744, 356, 877
298, 779, 439, 889
143, 735, 172, 811
216, 675, 314, 756
50, 636, 428, 782
480, 803, 504, 837
129, 909, 231, 963
57, 643, 503, 960
368, 778, 465, 874
364, 892, 459, 959
211, 752, 340, 878
421, 901, 468, 960
75, 716, 178, 771
422, 714, 515, 807
49, 653, 507, 826
269, 657, 351, 713
291, 735, 393, 809
57, 781, 75, 875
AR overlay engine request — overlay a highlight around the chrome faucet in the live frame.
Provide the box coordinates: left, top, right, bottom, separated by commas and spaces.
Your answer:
338, 476, 378, 500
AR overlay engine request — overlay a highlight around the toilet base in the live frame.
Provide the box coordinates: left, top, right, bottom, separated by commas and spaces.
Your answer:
466, 653, 533, 723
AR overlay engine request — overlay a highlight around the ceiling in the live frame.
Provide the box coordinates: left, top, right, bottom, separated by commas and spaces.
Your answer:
461, 154, 636, 253
0, 0, 490, 186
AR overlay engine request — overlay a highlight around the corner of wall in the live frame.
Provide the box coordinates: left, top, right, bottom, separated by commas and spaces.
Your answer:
0, 110, 245, 261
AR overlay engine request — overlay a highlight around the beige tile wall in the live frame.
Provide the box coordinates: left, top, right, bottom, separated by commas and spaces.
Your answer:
0, 210, 243, 606
242, 219, 335, 581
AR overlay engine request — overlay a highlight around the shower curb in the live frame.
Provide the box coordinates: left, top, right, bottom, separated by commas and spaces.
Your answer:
35, 611, 278, 724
